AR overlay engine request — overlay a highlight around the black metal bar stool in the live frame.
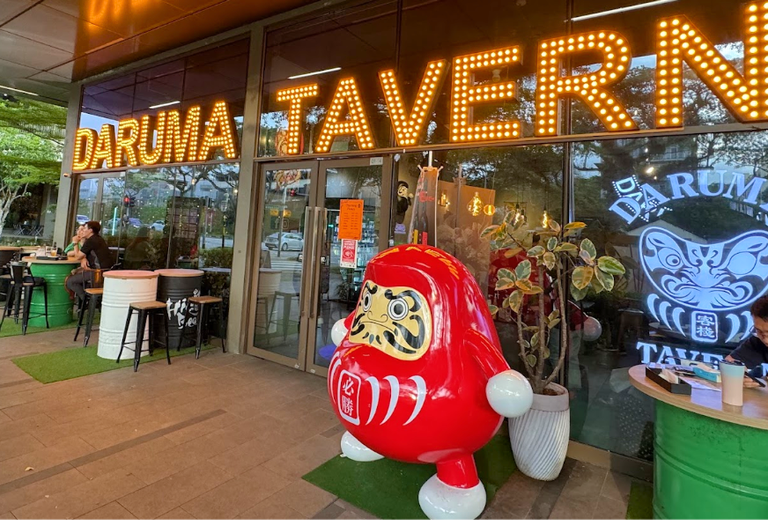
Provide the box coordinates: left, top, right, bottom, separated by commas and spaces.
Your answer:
74, 287, 103, 346
0, 262, 49, 335
177, 295, 227, 359
116, 301, 171, 372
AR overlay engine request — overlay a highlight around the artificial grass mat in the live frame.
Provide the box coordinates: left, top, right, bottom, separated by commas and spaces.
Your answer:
626, 481, 653, 519
12, 343, 212, 384
302, 434, 515, 519
0, 319, 79, 338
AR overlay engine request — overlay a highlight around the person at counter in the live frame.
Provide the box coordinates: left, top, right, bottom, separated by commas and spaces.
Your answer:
726, 296, 768, 377
64, 225, 84, 256
65, 221, 115, 300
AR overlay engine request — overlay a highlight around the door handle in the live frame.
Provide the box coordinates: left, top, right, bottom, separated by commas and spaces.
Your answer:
309, 207, 327, 320
299, 206, 316, 319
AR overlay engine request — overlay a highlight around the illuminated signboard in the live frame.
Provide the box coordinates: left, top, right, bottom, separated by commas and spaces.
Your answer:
268, 1, 768, 155
609, 169, 768, 345
73, 101, 238, 172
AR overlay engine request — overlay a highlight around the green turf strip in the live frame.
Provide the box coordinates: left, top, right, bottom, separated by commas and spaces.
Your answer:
12, 343, 212, 384
626, 481, 653, 519
303, 434, 516, 519
0, 319, 78, 338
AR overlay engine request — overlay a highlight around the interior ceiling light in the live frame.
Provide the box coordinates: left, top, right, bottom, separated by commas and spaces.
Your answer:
570, 0, 678, 22
288, 67, 341, 80
149, 100, 180, 109
0, 85, 38, 96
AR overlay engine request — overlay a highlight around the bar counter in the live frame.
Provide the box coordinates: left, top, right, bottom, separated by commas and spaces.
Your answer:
629, 364, 768, 519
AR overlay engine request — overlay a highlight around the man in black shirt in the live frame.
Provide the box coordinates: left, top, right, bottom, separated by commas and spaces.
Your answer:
66, 221, 115, 300
727, 296, 768, 375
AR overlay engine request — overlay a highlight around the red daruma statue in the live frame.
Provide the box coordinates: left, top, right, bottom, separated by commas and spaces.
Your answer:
328, 245, 533, 519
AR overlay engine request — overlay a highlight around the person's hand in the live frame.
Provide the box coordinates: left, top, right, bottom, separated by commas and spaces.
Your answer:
71, 236, 80, 245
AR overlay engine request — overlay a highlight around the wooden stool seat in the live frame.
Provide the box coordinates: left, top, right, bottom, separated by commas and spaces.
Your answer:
130, 301, 166, 310
85, 288, 103, 296
189, 295, 222, 305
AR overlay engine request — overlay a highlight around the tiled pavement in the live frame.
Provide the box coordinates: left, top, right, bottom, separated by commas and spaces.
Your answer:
0, 330, 645, 519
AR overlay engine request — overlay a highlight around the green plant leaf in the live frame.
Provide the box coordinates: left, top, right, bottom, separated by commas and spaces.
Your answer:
543, 252, 556, 270
594, 266, 615, 291
572, 266, 593, 290
531, 332, 540, 348
527, 246, 545, 258
481, 225, 500, 238
515, 260, 532, 281
547, 237, 558, 251
579, 249, 595, 266
525, 354, 537, 367
543, 348, 551, 359
503, 247, 524, 258
515, 279, 533, 292
549, 220, 562, 234
488, 304, 499, 316
496, 278, 516, 291
497, 268, 516, 282
548, 318, 561, 329
508, 290, 523, 313
523, 326, 539, 333
520, 339, 531, 352
571, 284, 588, 301
555, 243, 579, 256
589, 276, 605, 294
580, 238, 597, 260
597, 255, 626, 275
548, 310, 560, 322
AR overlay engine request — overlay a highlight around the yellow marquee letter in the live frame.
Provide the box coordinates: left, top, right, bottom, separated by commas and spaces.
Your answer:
115, 118, 140, 167
380, 60, 446, 146
73, 128, 96, 171
138, 113, 166, 166
276, 84, 318, 155
316, 78, 375, 153
91, 124, 116, 169
198, 101, 238, 161
656, 2, 768, 127
536, 31, 636, 135
163, 106, 201, 163
450, 47, 521, 142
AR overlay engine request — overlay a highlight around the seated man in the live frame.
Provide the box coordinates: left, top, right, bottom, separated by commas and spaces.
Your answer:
726, 295, 768, 379
65, 221, 115, 301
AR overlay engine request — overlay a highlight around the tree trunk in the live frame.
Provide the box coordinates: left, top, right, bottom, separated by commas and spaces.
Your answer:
0, 184, 23, 241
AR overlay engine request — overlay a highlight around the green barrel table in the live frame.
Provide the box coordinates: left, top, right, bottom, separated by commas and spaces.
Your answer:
23, 257, 81, 328
629, 365, 768, 519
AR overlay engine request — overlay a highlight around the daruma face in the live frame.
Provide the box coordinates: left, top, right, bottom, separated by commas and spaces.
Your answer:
348, 281, 432, 360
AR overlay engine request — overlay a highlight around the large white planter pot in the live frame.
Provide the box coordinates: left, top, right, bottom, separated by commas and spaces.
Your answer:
508, 382, 570, 481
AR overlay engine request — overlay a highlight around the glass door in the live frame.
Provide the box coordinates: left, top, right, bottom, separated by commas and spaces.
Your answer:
74, 172, 125, 236
306, 158, 392, 375
248, 162, 318, 368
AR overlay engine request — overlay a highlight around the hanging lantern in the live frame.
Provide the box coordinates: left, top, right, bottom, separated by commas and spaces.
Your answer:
541, 209, 550, 229
467, 192, 483, 216
483, 203, 496, 216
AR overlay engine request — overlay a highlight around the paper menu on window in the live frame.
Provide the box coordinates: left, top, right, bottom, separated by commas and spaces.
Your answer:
338, 199, 364, 241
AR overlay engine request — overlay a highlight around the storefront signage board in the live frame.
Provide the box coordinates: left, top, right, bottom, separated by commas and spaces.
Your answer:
338, 199, 364, 241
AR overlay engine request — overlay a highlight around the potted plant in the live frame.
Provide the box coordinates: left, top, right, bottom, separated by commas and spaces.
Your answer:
483, 208, 625, 480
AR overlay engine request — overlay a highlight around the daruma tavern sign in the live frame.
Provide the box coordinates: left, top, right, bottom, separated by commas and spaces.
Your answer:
73, 1, 768, 171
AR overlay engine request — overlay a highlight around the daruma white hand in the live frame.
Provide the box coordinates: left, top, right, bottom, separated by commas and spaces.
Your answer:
331, 319, 348, 347
486, 370, 533, 418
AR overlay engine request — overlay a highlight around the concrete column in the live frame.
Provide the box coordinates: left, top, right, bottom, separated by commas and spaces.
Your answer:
52, 84, 82, 246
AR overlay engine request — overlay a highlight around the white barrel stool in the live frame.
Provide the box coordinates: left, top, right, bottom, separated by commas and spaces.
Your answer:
98, 270, 159, 360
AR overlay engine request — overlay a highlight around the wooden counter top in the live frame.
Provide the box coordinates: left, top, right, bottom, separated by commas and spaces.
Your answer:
154, 268, 203, 277
104, 270, 158, 280
629, 364, 768, 431
21, 256, 81, 265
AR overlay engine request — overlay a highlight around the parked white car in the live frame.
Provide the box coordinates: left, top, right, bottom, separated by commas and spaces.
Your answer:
150, 220, 165, 232
265, 232, 304, 251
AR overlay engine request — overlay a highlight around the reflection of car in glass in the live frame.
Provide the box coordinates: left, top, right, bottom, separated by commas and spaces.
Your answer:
128, 218, 142, 228
265, 232, 304, 251
76, 215, 89, 225
150, 220, 165, 232
105, 217, 142, 229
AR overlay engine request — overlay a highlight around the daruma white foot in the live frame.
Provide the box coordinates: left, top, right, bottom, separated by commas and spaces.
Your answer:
418, 474, 486, 520
340, 431, 384, 462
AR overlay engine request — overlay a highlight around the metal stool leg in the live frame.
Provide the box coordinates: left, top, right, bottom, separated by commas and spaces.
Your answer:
0, 285, 13, 332
84, 294, 99, 347
147, 311, 155, 356
13, 282, 21, 323
133, 310, 147, 372
161, 310, 171, 365
176, 303, 189, 352
195, 302, 204, 359
43, 284, 49, 329
22, 286, 32, 335
218, 302, 227, 353
117, 307, 133, 363
74, 293, 88, 341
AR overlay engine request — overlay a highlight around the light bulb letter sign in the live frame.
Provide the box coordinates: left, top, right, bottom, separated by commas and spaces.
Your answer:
91, 124, 116, 169
115, 118, 140, 167
316, 78, 375, 153
163, 106, 202, 163
138, 113, 166, 166
450, 47, 521, 142
380, 60, 446, 146
536, 31, 636, 136
73, 128, 97, 171
276, 84, 318, 155
198, 101, 238, 161
656, 2, 768, 128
